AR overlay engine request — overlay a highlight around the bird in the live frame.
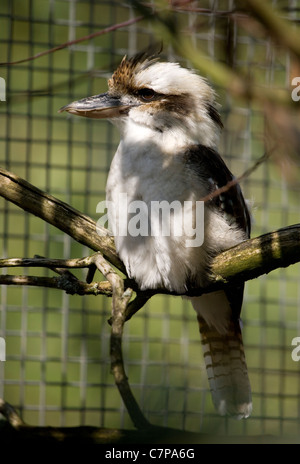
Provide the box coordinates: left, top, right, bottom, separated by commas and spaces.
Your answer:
59, 48, 252, 419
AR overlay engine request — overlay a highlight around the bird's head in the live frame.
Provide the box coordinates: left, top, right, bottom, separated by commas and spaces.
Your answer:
59, 49, 223, 148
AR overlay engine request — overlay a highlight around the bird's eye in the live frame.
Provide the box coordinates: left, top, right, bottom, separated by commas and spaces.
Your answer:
138, 88, 156, 101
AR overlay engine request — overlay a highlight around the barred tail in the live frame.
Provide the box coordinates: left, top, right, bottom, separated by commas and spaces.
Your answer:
197, 315, 252, 419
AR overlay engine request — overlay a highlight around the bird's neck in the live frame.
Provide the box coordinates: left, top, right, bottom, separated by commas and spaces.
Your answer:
115, 118, 219, 155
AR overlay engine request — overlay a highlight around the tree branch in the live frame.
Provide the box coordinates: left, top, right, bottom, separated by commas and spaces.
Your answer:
210, 224, 300, 284
0, 274, 113, 296
91, 253, 150, 429
0, 167, 124, 273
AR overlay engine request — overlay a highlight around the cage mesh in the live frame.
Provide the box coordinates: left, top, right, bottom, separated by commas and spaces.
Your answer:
0, 0, 300, 439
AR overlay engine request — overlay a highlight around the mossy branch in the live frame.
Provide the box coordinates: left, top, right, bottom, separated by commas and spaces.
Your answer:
0, 167, 124, 273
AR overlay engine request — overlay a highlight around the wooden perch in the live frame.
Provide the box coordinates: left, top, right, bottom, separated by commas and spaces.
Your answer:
210, 224, 300, 284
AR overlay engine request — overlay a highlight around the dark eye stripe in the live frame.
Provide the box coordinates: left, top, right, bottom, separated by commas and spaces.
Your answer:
137, 88, 159, 101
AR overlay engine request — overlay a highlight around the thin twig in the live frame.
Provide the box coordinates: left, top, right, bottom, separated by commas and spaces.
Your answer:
200, 151, 271, 203
0, 16, 145, 67
0, 256, 99, 269
0, 274, 112, 296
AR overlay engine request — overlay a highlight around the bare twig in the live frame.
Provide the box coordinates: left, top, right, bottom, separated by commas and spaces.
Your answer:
0, 16, 145, 67
120, 292, 152, 323
0, 255, 114, 295
92, 253, 150, 429
0, 274, 112, 296
0, 255, 103, 270
200, 151, 271, 203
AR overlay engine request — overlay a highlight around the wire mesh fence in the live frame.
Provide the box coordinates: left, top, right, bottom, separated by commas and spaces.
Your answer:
0, 0, 300, 440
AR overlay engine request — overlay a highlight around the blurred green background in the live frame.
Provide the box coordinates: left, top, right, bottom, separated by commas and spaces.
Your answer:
0, 0, 300, 439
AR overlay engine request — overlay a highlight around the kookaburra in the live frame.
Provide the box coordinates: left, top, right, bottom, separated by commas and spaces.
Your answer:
60, 49, 252, 419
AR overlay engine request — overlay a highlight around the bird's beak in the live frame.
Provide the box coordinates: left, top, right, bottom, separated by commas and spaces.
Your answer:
58, 92, 132, 119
